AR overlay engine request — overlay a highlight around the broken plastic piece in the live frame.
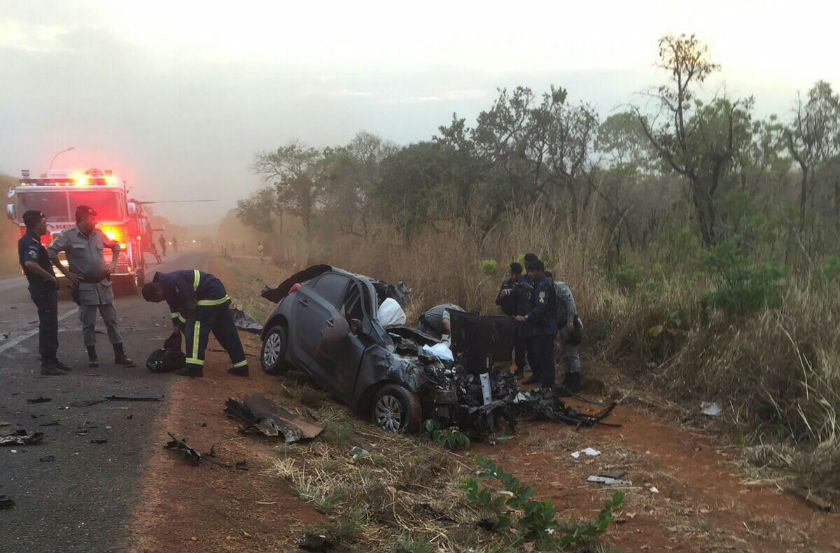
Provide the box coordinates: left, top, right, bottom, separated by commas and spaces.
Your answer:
0, 495, 14, 510
106, 394, 164, 401
26, 396, 51, 404
351, 446, 369, 460
571, 447, 601, 458
225, 394, 324, 443
649, 486, 659, 494
700, 402, 722, 417
587, 475, 632, 486
1, 429, 43, 446
232, 308, 264, 333
164, 433, 201, 465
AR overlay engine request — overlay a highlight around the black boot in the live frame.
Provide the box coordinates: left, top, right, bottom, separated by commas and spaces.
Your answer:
227, 365, 249, 377
113, 343, 136, 368
41, 359, 67, 376
87, 346, 99, 368
175, 366, 203, 377
561, 372, 581, 395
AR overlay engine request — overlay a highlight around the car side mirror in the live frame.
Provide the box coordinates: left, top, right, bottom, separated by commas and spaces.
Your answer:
349, 319, 362, 335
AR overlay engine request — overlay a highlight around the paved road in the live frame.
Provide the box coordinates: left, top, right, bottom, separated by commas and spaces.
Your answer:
0, 253, 208, 553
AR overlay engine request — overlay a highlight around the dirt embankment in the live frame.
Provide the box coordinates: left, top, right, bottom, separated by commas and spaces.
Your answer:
126, 256, 840, 552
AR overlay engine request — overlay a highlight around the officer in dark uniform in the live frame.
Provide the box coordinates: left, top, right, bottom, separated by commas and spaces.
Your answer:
141, 269, 248, 378
495, 262, 525, 376
515, 260, 558, 389
18, 210, 71, 375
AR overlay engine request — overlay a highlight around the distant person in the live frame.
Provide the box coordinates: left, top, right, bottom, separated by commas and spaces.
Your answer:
19, 210, 71, 375
552, 274, 582, 394
515, 260, 557, 390
257, 242, 264, 263
48, 206, 135, 369
418, 303, 465, 339
496, 262, 527, 377
171, 237, 178, 253
142, 269, 249, 378
158, 234, 167, 257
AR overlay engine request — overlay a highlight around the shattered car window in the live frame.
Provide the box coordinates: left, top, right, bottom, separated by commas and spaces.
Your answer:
341, 286, 363, 321
311, 273, 351, 308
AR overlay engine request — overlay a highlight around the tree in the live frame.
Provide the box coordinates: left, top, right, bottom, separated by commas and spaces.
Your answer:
253, 142, 324, 237
636, 34, 753, 247
236, 187, 280, 235
785, 80, 840, 232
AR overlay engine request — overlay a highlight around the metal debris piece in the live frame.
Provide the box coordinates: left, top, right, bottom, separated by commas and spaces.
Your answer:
164, 433, 201, 465
231, 308, 264, 333
39, 421, 60, 427
26, 396, 51, 404
1, 429, 44, 446
700, 402, 722, 417
225, 394, 325, 443
599, 470, 626, 480
350, 446, 369, 461
588, 475, 633, 486
298, 533, 350, 553
90, 439, 108, 444
571, 447, 601, 458
106, 394, 163, 401
39, 455, 55, 462
0, 495, 14, 510
70, 399, 105, 408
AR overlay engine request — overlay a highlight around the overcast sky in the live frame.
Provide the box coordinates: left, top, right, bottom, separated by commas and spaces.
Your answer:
1, 0, 836, 225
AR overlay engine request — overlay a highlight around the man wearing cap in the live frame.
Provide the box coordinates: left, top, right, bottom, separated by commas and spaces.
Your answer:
515, 259, 558, 390
418, 303, 465, 339
141, 269, 249, 378
19, 210, 72, 375
48, 205, 135, 368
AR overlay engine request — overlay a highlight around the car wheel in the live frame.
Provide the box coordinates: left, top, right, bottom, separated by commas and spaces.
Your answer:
373, 384, 421, 433
261, 325, 291, 375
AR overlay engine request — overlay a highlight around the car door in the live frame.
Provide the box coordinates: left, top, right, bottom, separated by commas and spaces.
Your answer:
319, 280, 368, 400
291, 272, 350, 386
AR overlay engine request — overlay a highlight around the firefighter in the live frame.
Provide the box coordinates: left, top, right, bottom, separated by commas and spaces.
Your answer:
141, 269, 249, 378
158, 234, 167, 257
19, 210, 71, 375
48, 206, 135, 368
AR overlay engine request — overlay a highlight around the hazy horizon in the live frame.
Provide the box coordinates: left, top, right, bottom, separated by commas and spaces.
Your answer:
2, 0, 836, 226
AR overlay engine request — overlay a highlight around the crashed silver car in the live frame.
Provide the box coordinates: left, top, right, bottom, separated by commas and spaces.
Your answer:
258, 265, 523, 434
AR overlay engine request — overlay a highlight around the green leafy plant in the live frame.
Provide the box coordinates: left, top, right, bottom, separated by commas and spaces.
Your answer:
480, 258, 499, 276
423, 419, 471, 450
462, 457, 624, 550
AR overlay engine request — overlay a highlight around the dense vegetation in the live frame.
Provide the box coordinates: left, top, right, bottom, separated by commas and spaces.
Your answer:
237, 35, 840, 498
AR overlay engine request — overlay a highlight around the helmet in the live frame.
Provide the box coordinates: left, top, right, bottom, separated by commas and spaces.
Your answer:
146, 348, 186, 373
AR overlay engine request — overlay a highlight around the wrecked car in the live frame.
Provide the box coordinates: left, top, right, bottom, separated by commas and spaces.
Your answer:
259, 265, 517, 434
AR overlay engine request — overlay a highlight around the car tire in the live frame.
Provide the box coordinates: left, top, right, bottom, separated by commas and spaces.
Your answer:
373, 384, 422, 434
261, 325, 291, 375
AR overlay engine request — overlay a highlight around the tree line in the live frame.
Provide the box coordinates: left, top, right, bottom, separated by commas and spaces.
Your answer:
237, 34, 840, 273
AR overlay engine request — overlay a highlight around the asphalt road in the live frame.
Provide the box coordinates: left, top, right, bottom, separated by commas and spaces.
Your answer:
0, 252, 208, 553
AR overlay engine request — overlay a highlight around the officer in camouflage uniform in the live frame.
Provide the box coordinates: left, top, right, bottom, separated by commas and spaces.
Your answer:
554, 279, 582, 393
48, 206, 135, 368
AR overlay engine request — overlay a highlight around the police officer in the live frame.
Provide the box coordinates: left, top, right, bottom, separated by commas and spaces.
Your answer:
554, 277, 582, 393
515, 260, 558, 390
19, 211, 71, 375
418, 303, 465, 339
141, 269, 249, 378
48, 206, 135, 368
496, 262, 527, 377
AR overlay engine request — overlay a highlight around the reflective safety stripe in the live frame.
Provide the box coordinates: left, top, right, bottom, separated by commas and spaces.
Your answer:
197, 294, 230, 306
185, 358, 204, 366
232, 359, 248, 368
193, 269, 200, 291
191, 320, 201, 361
170, 312, 186, 323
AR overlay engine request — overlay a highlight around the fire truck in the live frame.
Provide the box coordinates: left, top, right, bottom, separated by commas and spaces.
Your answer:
6, 168, 147, 293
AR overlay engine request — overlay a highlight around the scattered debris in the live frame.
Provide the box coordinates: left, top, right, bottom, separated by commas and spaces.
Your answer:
164, 432, 201, 465
106, 394, 164, 401
571, 447, 601, 458
1, 429, 44, 446
90, 439, 108, 445
421, 342, 454, 362
700, 402, 722, 417
39, 421, 60, 427
234, 460, 248, 471
231, 308, 264, 333
70, 399, 105, 408
350, 446, 369, 461
787, 486, 833, 512
588, 475, 633, 486
39, 455, 55, 462
26, 396, 51, 404
599, 470, 626, 480
0, 495, 14, 510
649, 486, 659, 494
225, 394, 325, 443
298, 533, 349, 553
126, 414, 133, 420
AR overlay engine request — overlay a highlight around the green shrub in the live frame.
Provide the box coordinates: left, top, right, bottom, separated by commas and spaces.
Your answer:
613, 263, 643, 293
820, 254, 840, 283
480, 258, 498, 276
423, 420, 471, 450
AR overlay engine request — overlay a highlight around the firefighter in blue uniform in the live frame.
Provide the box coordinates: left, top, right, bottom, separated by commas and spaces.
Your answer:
19, 210, 72, 375
495, 262, 526, 376
515, 259, 558, 389
141, 270, 249, 378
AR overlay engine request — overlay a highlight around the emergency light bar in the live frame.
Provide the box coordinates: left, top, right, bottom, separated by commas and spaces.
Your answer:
18, 168, 119, 187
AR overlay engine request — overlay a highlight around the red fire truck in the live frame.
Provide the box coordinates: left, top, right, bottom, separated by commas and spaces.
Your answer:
6, 168, 147, 293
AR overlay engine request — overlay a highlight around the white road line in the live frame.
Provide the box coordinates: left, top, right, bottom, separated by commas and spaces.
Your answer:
0, 308, 79, 354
